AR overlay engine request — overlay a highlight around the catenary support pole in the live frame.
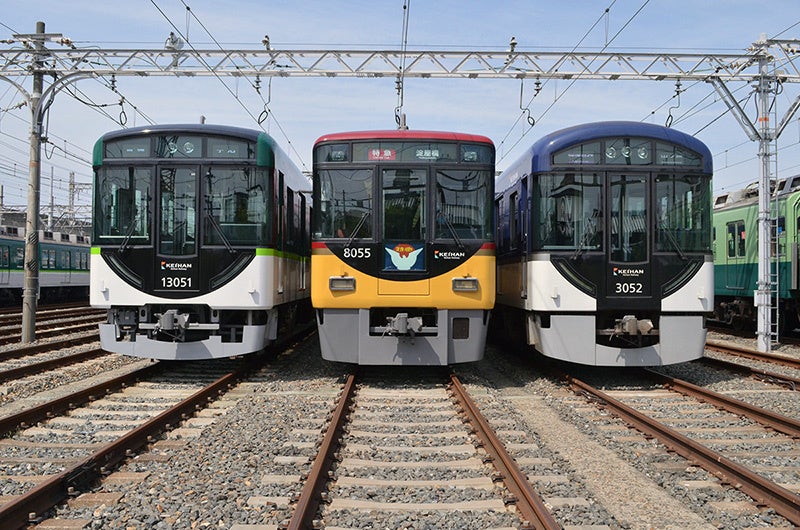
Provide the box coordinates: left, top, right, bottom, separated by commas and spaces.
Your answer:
755, 51, 773, 352
21, 21, 45, 344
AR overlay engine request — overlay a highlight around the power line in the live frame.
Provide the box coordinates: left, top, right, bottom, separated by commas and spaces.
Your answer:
497, 1, 618, 155
149, 0, 308, 170
499, 0, 652, 163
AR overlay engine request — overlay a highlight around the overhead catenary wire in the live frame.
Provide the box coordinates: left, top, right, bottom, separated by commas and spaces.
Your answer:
499, 0, 651, 163
151, 0, 308, 171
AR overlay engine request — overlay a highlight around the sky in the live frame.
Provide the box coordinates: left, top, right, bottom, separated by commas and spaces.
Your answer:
1, 0, 799, 216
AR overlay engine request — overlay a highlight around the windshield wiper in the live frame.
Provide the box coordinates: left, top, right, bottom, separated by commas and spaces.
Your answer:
346, 211, 370, 247
571, 215, 599, 260
658, 220, 687, 260
438, 210, 464, 249
118, 211, 140, 255
205, 209, 235, 253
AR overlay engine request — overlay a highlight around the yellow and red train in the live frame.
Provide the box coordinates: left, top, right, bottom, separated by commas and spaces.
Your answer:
311, 130, 495, 365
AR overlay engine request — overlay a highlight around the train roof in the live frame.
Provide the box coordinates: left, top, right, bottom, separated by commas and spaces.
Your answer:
93, 123, 303, 174
99, 123, 269, 142
526, 121, 712, 174
314, 129, 494, 146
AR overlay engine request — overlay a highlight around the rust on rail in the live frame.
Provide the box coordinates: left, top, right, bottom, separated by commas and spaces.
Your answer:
448, 373, 560, 530
567, 374, 800, 526
287, 372, 357, 530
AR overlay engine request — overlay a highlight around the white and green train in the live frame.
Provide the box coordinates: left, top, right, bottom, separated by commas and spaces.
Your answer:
90, 124, 312, 360
0, 228, 90, 305
713, 176, 800, 330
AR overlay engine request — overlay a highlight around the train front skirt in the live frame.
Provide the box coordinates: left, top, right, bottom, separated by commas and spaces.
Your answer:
317, 308, 488, 365
527, 313, 706, 366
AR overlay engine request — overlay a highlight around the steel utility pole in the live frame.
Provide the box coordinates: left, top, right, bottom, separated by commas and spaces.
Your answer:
712, 37, 800, 352
21, 21, 45, 343
754, 52, 774, 352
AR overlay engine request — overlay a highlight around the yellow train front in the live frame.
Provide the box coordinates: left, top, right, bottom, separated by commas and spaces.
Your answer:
311, 130, 495, 365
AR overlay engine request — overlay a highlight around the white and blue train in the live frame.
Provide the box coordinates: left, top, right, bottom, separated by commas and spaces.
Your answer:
493, 121, 714, 366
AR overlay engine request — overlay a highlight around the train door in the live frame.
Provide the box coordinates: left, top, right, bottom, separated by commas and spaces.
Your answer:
520, 176, 529, 300
382, 167, 426, 271
602, 173, 653, 309
724, 219, 747, 289
0, 245, 9, 285
155, 166, 199, 292
277, 171, 285, 294
62, 250, 72, 284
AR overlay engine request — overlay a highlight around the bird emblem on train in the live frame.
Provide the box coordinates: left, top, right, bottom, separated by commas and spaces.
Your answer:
384, 243, 424, 271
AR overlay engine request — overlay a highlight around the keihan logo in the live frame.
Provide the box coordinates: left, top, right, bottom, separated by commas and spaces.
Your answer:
161, 261, 192, 271
613, 267, 644, 277
434, 250, 465, 260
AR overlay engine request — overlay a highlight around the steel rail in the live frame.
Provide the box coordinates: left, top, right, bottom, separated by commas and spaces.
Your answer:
567, 375, 800, 526
448, 373, 560, 530
0, 321, 99, 347
645, 369, 800, 438
699, 356, 800, 391
0, 365, 244, 529
287, 372, 357, 530
0, 307, 103, 326
0, 317, 104, 341
706, 339, 800, 370
0, 347, 107, 383
0, 333, 98, 362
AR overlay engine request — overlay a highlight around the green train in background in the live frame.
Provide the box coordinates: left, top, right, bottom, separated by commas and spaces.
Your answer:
0, 227, 90, 305
713, 176, 800, 330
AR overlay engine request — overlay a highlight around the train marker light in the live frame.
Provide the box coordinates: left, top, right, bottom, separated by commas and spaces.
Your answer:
329, 276, 355, 291
452, 277, 478, 292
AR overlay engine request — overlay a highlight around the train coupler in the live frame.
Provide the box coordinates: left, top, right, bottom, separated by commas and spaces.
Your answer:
613, 315, 655, 336
385, 312, 423, 336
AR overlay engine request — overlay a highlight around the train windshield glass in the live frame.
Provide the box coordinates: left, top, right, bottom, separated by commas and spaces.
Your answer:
315, 169, 373, 239
383, 169, 426, 241
655, 174, 712, 253
93, 167, 152, 243
435, 169, 493, 240
203, 168, 268, 246
159, 168, 196, 256
533, 173, 603, 251
610, 175, 647, 263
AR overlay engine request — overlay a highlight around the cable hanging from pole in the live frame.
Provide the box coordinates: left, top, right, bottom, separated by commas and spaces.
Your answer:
665, 79, 682, 128
395, 0, 411, 130
519, 77, 540, 128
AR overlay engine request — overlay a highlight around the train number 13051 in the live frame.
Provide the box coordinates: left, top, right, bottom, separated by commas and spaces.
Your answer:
614, 282, 643, 294
161, 276, 192, 289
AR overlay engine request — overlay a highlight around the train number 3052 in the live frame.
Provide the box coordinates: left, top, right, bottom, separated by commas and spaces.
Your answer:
615, 282, 643, 294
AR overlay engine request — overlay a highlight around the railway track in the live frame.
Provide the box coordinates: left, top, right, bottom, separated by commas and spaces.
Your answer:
0, 322, 317, 529
290, 369, 558, 529
0, 348, 310, 528
2, 327, 797, 527
566, 369, 800, 526
0, 309, 104, 346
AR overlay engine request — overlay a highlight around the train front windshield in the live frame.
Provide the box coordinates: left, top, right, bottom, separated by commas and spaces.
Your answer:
314, 140, 494, 243
93, 131, 273, 253
534, 172, 711, 259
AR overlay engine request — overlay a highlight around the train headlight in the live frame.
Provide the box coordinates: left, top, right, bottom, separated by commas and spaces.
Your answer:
329, 276, 356, 291
452, 277, 479, 292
